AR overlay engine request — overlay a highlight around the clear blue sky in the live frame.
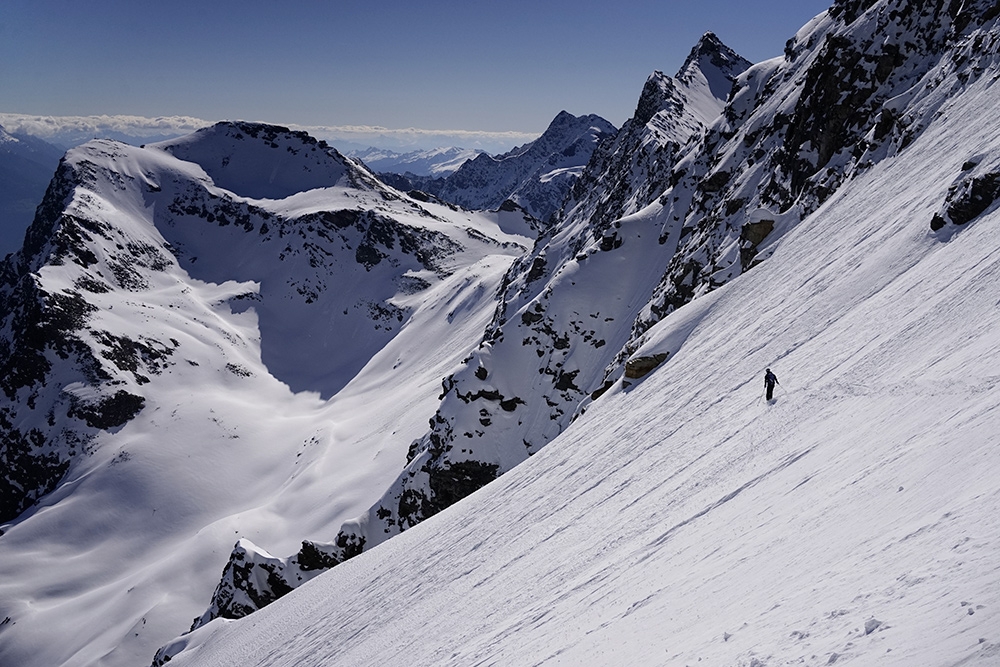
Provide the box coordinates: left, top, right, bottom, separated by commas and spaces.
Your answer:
1, 0, 831, 134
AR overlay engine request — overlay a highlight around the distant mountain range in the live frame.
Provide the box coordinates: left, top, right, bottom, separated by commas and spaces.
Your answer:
379, 111, 618, 223
346, 146, 484, 177
0, 127, 64, 257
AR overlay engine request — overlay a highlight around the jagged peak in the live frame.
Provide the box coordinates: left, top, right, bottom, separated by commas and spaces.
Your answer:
678, 31, 727, 71
630, 34, 750, 127
548, 110, 577, 126
675, 31, 753, 97
539, 110, 616, 137
631, 71, 680, 126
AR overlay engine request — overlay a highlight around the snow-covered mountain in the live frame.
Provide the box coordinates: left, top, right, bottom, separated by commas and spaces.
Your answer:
153, 2, 1000, 664
158, 0, 1000, 661
0, 126, 64, 257
0, 121, 532, 667
388, 111, 618, 223
347, 146, 484, 177
2, 1, 1000, 666
237, 31, 753, 592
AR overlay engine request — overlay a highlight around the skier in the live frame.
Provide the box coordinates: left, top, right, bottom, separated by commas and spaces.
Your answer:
764, 368, 779, 401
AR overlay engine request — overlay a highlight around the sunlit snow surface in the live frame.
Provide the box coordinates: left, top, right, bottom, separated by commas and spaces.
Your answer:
165, 74, 1000, 666
0, 127, 530, 667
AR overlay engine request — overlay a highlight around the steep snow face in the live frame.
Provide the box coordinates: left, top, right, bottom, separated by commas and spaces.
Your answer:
400, 111, 618, 223
157, 51, 1000, 667
0, 122, 531, 667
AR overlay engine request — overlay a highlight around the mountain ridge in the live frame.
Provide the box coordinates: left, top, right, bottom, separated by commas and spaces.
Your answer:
349, 146, 484, 177
169, 4, 1000, 653
151, 25, 1000, 661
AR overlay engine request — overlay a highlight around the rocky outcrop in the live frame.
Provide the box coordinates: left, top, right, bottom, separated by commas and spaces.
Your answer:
621, 0, 1000, 369
624, 353, 669, 380
931, 163, 1000, 230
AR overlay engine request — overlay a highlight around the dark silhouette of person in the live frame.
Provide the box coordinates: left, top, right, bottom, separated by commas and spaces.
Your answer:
764, 368, 779, 400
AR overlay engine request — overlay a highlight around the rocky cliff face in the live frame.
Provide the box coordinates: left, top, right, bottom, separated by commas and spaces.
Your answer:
0, 156, 151, 523
320, 33, 756, 552
621, 0, 1000, 367
0, 126, 64, 257
559, 32, 752, 241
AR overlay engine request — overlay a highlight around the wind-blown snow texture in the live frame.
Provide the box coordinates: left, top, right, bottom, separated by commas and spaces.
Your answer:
3, 1, 1000, 666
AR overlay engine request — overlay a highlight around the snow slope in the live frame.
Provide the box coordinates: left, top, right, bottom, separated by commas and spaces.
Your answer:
160, 60, 1000, 667
0, 123, 531, 667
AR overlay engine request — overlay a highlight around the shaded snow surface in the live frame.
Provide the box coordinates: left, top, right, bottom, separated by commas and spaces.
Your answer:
164, 72, 1000, 667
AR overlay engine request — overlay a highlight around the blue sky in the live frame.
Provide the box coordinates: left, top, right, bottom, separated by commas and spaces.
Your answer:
2, 0, 830, 145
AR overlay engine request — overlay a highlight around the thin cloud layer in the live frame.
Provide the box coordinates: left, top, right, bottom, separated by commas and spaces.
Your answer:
0, 113, 537, 154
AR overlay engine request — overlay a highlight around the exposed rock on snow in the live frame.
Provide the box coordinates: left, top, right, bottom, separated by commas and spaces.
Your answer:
931, 164, 1000, 230
623, 353, 669, 380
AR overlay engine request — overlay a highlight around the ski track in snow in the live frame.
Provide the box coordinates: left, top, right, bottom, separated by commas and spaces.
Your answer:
161, 63, 1000, 667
